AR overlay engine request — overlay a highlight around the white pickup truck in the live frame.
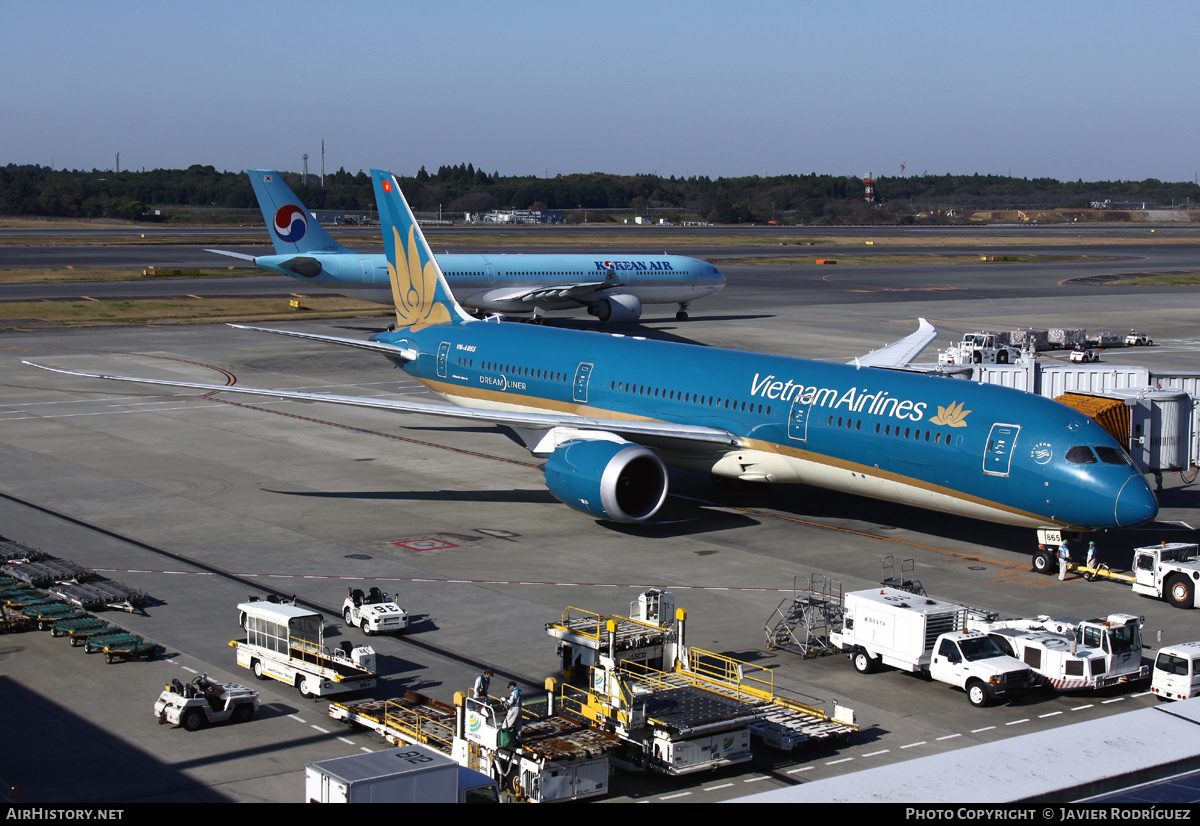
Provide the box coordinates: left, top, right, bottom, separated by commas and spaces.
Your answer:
830, 587, 1035, 707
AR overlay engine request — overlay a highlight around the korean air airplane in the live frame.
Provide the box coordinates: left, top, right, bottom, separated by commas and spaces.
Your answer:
33, 170, 1158, 534
207, 169, 725, 322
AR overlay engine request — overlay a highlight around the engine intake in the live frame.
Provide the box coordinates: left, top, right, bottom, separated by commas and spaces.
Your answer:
587, 293, 642, 323
542, 439, 667, 523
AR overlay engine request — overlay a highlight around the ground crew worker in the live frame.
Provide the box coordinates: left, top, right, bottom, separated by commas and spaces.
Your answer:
1086, 541, 1098, 572
504, 681, 523, 741
1059, 542, 1071, 581
473, 668, 493, 699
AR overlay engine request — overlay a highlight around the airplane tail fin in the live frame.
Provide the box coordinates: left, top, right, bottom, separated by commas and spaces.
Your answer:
247, 169, 353, 255
371, 169, 471, 331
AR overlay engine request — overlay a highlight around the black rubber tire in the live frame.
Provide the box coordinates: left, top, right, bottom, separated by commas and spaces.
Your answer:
232, 704, 254, 724
853, 651, 877, 674
967, 681, 991, 708
252, 659, 267, 680
1032, 548, 1055, 575
182, 709, 205, 732
297, 676, 315, 699
1166, 575, 1195, 609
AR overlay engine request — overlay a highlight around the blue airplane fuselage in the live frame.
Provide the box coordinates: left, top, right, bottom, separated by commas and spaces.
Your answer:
375, 319, 1158, 531
252, 251, 725, 313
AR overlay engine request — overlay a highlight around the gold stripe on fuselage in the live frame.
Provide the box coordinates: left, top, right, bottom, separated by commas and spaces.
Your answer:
413, 375, 1069, 529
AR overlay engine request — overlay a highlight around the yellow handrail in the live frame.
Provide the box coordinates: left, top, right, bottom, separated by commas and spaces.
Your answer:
383, 699, 455, 751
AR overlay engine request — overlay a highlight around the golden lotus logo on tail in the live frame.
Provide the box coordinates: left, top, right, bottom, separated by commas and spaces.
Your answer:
930, 400, 971, 427
388, 225, 451, 331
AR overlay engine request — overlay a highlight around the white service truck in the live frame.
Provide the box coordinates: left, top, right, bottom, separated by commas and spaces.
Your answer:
232, 597, 376, 698
1130, 543, 1200, 608
1151, 642, 1200, 701
342, 586, 409, 636
1125, 330, 1154, 346
968, 613, 1147, 691
306, 745, 499, 803
937, 332, 1023, 366
829, 587, 1035, 707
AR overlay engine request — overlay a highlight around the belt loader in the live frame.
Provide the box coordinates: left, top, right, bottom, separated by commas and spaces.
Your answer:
328, 685, 619, 803
546, 589, 857, 772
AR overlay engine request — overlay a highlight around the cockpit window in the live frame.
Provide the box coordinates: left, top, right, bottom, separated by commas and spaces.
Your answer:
1094, 446, 1132, 466
1065, 446, 1098, 464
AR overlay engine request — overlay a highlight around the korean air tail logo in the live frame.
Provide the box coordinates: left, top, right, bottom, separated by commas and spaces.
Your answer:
273, 205, 307, 243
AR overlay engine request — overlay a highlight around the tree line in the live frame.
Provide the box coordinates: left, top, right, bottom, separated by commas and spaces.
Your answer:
2, 162, 1198, 225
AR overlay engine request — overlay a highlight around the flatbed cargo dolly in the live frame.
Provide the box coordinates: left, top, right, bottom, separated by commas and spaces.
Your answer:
49, 616, 109, 638
90, 635, 158, 663
20, 601, 87, 629
68, 625, 127, 647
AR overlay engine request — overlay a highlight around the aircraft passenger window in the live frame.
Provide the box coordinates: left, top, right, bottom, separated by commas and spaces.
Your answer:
885, 424, 891, 435
875, 423, 881, 434
837, 416, 843, 427
829, 416, 835, 426
1094, 446, 1131, 466
1065, 446, 1098, 464
905, 427, 911, 438
935, 432, 942, 444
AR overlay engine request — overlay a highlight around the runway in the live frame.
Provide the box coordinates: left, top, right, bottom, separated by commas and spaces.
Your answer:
2, 227, 1200, 803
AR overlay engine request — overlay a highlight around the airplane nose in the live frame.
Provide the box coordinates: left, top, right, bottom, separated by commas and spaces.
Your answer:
1115, 475, 1159, 527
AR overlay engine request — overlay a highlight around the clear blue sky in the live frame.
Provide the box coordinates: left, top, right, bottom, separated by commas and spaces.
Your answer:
6, 1, 1198, 182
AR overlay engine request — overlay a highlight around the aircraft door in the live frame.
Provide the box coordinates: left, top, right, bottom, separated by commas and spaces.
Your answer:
486, 263, 495, 286
572, 362, 593, 404
983, 423, 1020, 477
437, 341, 451, 379
787, 396, 812, 441
360, 258, 376, 282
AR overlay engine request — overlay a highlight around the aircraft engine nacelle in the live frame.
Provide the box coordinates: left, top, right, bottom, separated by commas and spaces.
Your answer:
542, 439, 667, 523
587, 293, 642, 323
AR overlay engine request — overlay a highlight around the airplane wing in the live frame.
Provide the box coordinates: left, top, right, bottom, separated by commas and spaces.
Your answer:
24, 362, 740, 453
206, 248, 256, 261
206, 250, 325, 278
482, 280, 624, 306
852, 318, 938, 368
224, 324, 418, 360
